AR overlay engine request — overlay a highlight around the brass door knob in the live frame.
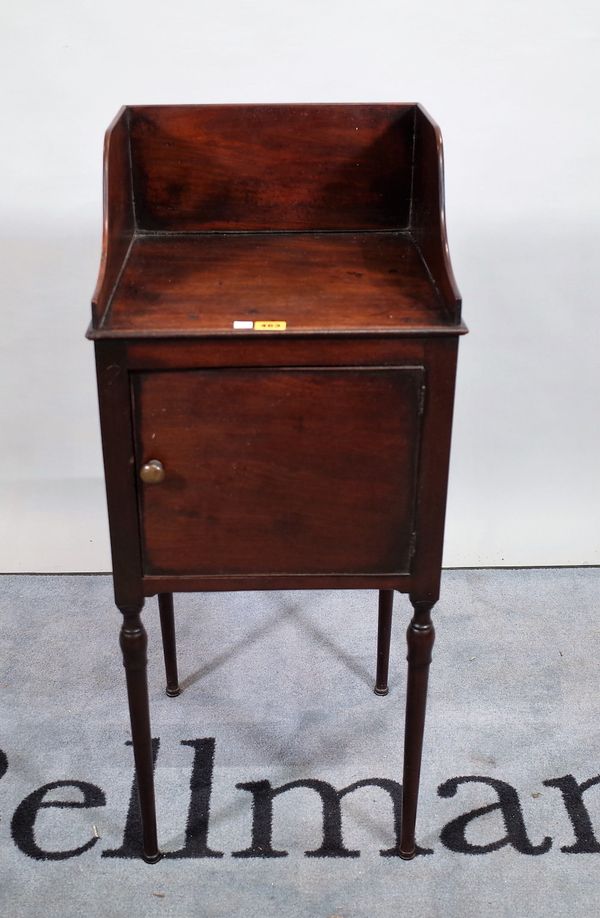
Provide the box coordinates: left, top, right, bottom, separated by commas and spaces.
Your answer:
139, 459, 165, 484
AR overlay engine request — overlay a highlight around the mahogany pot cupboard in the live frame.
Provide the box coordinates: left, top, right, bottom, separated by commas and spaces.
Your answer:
87, 103, 466, 862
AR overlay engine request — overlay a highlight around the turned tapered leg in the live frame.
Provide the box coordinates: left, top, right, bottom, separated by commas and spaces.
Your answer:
119, 605, 161, 863
374, 589, 394, 695
400, 598, 436, 859
158, 593, 181, 697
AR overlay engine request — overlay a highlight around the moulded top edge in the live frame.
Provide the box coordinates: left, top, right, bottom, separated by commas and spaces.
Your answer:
124, 102, 419, 111
87, 323, 468, 341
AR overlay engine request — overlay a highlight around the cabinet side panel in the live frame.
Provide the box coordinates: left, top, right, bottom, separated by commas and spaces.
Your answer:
95, 341, 144, 607
129, 104, 415, 231
410, 337, 459, 602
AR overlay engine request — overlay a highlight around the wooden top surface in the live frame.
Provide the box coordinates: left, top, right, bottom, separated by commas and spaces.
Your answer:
97, 231, 462, 338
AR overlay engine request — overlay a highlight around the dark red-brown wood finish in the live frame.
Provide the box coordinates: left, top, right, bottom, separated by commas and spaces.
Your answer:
89, 103, 465, 863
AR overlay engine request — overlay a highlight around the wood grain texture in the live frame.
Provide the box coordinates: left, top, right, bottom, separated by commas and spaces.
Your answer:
118, 607, 161, 862
124, 337, 428, 370
128, 104, 415, 231
133, 367, 424, 576
88, 103, 465, 337
375, 589, 394, 695
103, 231, 449, 336
89, 103, 466, 863
141, 573, 411, 595
409, 337, 460, 603
157, 593, 180, 696
94, 340, 144, 609
400, 598, 436, 858
411, 106, 462, 320
91, 108, 135, 326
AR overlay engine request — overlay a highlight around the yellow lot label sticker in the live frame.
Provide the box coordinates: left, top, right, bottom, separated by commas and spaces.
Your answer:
254, 321, 287, 331
232, 320, 287, 331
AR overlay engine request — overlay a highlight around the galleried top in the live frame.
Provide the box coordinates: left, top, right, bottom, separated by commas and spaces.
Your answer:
88, 104, 464, 339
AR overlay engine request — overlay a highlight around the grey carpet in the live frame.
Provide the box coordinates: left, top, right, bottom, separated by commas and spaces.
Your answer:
0, 569, 599, 917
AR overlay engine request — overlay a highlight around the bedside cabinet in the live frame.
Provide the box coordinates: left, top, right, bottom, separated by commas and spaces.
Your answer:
87, 103, 466, 862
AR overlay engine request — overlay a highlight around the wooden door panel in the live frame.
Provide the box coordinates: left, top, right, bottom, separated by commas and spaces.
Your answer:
133, 367, 424, 576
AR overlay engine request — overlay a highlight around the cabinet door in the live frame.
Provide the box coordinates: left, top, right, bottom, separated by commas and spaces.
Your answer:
132, 367, 424, 576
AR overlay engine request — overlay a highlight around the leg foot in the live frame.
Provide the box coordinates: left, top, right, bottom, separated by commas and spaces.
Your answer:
142, 850, 163, 865
398, 847, 416, 860
374, 590, 394, 695
400, 597, 436, 858
158, 593, 181, 697
119, 604, 161, 862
